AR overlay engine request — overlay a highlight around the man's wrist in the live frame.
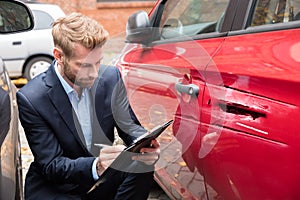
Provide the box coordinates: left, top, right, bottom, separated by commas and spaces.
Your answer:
96, 159, 105, 176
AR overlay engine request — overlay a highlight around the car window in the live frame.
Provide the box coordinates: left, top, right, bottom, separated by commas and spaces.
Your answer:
159, 0, 230, 39
0, 1, 32, 33
32, 9, 54, 30
251, 0, 300, 26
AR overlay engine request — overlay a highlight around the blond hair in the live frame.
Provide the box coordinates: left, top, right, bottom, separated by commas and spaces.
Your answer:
52, 12, 109, 58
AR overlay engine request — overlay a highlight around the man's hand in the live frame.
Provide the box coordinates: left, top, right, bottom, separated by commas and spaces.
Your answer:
132, 139, 160, 165
96, 145, 126, 176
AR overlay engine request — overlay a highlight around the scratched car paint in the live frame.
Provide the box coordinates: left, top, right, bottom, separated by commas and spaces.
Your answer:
115, 0, 300, 199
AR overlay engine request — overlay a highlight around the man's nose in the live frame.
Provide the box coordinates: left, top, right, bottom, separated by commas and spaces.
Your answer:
89, 65, 99, 78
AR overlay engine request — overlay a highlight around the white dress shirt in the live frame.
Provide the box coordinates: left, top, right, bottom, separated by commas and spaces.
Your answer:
54, 62, 99, 180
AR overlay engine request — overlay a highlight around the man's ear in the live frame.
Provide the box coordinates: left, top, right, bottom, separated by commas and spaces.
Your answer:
53, 47, 64, 64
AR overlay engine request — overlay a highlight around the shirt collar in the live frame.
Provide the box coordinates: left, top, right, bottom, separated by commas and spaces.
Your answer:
54, 61, 74, 96
54, 61, 92, 101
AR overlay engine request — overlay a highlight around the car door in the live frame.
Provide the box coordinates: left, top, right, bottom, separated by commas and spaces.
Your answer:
0, 30, 28, 77
201, 0, 300, 199
116, 0, 235, 198
0, 61, 23, 200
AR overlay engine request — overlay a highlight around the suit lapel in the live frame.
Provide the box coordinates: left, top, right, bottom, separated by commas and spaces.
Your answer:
44, 63, 113, 156
89, 65, 114, 155
45, 63, 89, 153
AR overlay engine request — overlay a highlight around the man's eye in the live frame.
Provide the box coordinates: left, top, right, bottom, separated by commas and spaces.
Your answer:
80, 64, 90, 68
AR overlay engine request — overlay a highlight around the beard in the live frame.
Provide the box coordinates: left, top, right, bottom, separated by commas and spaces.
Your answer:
62, 59, 95, 88
63, 59, 76, 85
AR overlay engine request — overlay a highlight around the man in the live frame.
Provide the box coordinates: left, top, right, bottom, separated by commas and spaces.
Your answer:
17, 12, 160, 200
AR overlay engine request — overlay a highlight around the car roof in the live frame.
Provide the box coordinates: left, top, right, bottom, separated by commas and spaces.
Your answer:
25, 2, 65, 19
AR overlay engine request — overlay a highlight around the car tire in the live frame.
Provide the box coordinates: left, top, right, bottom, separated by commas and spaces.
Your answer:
24, 56, 53, 80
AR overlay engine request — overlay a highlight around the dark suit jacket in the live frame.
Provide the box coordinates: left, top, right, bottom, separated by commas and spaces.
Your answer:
17, 62, 146, 199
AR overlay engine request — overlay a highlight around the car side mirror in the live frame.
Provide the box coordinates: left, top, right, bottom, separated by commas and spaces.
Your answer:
126, 11, 154, 45
0, 0, 34, 34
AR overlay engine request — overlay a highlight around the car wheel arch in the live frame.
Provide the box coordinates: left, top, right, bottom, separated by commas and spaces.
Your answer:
22, 54, 53, 80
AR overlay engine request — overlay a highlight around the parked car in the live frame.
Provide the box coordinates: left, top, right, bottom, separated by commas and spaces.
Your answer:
0, 2, 65, 80
115, 0, 300, 199
0, 1, 34, 199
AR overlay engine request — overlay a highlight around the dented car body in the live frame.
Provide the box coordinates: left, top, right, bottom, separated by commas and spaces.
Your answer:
115, 0, 300, 199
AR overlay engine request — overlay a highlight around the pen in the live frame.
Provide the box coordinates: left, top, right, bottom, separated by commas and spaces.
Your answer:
87, 177, 107, 194
94, 143, 111, 148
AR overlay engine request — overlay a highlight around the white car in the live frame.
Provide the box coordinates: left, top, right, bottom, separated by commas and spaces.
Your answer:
0, 2, 65, 80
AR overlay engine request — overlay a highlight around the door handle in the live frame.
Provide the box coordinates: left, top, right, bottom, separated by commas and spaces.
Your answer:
218, 101, 266, 120
12, 41, 22, 45
175, 82, 199, 97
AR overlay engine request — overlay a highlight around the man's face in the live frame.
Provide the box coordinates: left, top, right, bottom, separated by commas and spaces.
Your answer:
62, 43, 103, 88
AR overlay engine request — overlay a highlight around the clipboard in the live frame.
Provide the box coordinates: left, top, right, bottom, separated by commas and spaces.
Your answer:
87, 119, 173, 194
124, 119, 173, 153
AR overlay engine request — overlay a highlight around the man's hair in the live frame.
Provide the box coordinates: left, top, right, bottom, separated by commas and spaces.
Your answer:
52, 12, 109, 58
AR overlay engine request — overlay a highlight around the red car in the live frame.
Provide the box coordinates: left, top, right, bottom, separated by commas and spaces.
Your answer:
115, 0, 300, 199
